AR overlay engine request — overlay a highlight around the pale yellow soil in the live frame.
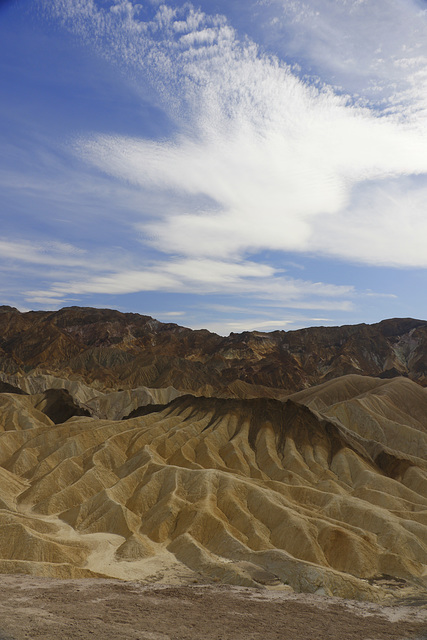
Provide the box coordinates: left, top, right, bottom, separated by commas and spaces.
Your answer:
1, 377, 427, 600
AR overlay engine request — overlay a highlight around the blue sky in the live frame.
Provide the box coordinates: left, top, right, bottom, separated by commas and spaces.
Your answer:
2, 0, 427, 334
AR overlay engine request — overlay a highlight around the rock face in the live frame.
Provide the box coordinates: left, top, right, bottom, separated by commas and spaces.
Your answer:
0, 307, 427, 601
1, 307, 427, 394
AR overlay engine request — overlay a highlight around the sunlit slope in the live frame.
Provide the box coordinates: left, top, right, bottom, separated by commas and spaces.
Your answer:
0, 373, 184, 420
292, 374, 427, 458
0, 377, 426, 600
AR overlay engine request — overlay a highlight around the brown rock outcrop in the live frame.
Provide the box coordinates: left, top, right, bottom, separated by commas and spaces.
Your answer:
0, 307, 427, 394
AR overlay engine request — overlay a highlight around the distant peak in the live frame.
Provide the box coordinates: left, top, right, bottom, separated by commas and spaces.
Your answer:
0, 305, 19, 313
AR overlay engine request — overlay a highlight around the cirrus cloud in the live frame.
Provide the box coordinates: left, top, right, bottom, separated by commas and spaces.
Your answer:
44, 0, 427, 266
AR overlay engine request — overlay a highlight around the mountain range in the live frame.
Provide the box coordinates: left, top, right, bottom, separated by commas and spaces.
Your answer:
1, 305, 427, 394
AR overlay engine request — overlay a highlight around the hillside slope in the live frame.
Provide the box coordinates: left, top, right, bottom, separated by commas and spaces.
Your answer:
1, 306, 427, 394
0, 375, 426, 600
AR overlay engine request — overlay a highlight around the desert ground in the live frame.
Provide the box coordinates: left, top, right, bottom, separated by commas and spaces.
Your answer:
0, 575, 427, 640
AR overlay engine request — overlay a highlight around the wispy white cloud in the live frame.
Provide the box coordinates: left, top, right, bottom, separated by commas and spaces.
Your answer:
42, 0, 427, 269
30, 256, 355, 304
24, 295, 78, 306
0, 237, 136, 275
193, 314, 336, 335
0, 239, 87, 267
212, 318, 296, 332
312, 178, 427, 267
1, 235, 359, 313
155, 310, 186, 317
257, 0, 427, 114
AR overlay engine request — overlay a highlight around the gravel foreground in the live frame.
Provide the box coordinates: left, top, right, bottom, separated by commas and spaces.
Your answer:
0, 576, 427, 640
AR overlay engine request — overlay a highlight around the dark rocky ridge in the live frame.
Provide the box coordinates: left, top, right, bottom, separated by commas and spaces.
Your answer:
0, 306, 427, 394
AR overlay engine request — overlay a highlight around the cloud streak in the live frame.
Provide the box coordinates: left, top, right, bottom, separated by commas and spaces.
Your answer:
0, 237, 357, 315
28, 255, 355, 306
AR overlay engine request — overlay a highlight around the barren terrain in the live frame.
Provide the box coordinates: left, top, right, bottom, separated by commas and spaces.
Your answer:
1, 307, 427, 637
0, 576, 426, 640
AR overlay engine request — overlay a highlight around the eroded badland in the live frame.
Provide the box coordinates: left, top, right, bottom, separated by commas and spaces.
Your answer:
1, 306, 427, 638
